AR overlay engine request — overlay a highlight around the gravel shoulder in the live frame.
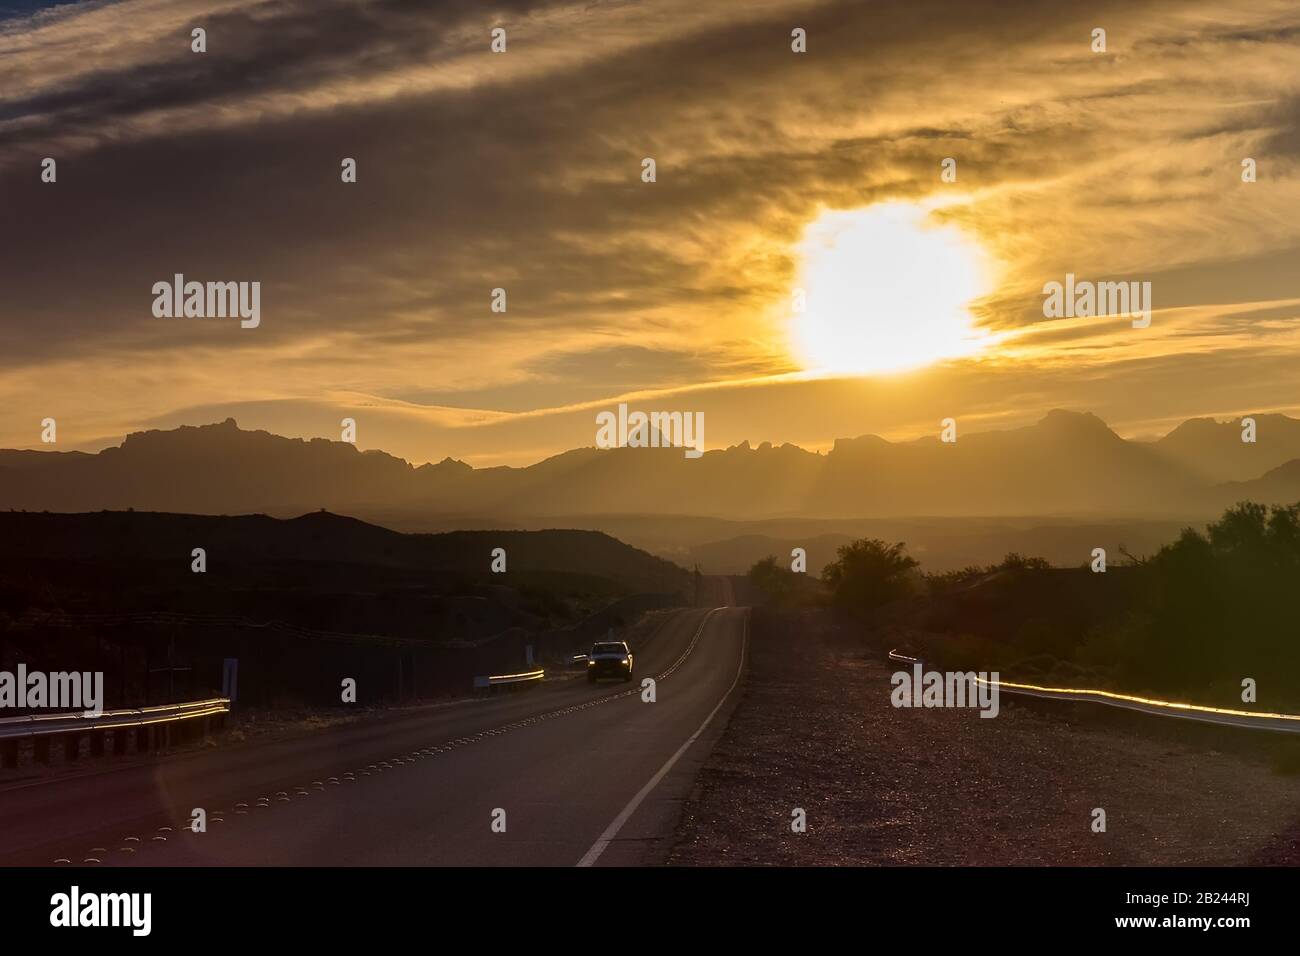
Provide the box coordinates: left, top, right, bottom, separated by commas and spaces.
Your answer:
669, 607, 1300, 865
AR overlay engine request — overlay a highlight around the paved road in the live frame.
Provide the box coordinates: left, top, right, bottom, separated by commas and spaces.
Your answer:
0, 605, 748, 866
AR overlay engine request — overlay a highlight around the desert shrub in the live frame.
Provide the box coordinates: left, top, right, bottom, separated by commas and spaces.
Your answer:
822, 538, 918, 612
1088, 502, 1300, 701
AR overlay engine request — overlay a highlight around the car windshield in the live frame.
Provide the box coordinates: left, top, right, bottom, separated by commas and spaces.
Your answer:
592, 643, 626, 654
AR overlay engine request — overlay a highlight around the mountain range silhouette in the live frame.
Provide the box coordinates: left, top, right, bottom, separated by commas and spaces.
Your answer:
3, 410, 1299, 519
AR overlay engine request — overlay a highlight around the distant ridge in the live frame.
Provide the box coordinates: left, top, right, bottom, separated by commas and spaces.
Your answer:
3, 411, 1299, 519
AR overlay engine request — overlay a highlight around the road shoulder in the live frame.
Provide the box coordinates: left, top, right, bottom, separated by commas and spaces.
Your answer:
669, 606, 1300, 865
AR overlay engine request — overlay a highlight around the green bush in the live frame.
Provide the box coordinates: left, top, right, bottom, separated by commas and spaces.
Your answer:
822, 538, 918, 612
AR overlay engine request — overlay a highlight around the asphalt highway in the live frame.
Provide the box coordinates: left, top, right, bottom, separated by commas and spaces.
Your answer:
0, 603, 749, 867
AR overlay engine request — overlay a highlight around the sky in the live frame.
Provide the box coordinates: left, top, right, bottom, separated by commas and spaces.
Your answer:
2, 0, 1299, 466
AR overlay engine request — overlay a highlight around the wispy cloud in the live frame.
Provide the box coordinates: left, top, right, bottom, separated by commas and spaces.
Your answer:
2, 0, 1299, 461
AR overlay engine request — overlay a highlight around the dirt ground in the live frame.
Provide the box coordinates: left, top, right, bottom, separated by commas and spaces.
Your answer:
670, 607, 1300, 865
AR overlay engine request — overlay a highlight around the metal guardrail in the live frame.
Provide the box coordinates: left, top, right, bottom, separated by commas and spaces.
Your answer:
0, 697, 231, 740
887, 649, 1300, 734
472, 668, 544, 692
0, 697, 232, 769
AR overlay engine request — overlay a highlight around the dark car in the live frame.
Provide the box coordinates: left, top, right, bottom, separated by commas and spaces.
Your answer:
587, 640, 634, 683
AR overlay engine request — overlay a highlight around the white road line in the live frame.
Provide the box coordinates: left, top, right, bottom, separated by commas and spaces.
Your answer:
576, 607, 748, 867
40, 608, 721, 866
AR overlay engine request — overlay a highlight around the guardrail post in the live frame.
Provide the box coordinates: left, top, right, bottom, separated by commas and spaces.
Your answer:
0, 700, 231, 769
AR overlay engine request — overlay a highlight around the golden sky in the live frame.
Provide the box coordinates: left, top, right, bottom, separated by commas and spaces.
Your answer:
2, 0, 1299, 465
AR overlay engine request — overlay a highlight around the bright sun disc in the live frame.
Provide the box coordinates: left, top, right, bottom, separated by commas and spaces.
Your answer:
790, 203, 993, 375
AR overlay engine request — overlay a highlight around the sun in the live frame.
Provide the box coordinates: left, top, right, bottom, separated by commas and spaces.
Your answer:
789, 203, 994, 375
